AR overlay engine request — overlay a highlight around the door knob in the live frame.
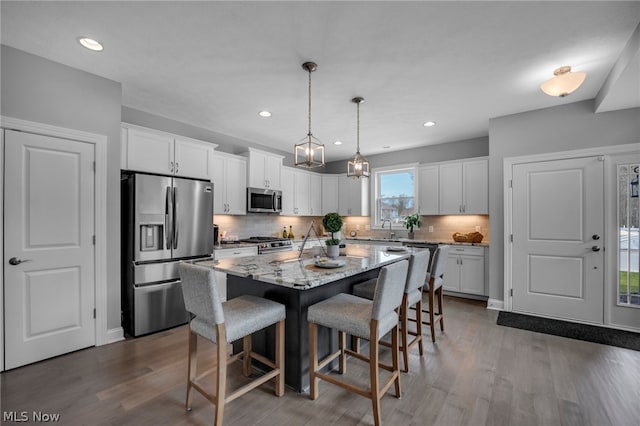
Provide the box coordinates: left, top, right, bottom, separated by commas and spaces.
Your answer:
592, 234, 600, 240
591, 246, 601, 252
9, 257, 31, 265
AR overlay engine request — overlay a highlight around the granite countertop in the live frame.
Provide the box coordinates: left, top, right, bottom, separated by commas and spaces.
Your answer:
196, 244, 420, 290
344, 237, 489, 247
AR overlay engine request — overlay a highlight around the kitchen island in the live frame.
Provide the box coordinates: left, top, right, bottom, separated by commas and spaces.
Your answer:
196, 244, 419, 392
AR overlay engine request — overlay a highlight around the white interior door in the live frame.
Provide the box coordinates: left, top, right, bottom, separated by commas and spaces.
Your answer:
512, 156, 604, 323
4, 130, 95, 369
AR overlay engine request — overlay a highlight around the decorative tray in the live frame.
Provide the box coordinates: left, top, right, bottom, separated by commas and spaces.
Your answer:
314, 258, 346, 268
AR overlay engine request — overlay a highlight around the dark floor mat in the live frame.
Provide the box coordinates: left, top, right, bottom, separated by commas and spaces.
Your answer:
497, 311, 640, 351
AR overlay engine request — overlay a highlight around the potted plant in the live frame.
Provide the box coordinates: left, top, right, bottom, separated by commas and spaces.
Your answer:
322, 212, 343, 258
404, 213, 421, 239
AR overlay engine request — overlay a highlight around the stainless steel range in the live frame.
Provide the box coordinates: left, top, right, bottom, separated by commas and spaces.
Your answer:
240, 237, 293, 254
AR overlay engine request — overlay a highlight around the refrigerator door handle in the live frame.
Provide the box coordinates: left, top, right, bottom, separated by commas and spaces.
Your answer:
165, 186, 173, 249
173, 186, 179, 249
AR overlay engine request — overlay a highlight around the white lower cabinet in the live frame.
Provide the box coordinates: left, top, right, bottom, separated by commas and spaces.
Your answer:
443, 245, 486, 296
212, 246, 258, 301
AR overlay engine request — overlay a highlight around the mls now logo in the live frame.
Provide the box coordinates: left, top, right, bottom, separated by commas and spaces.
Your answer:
3, 411, 61, 422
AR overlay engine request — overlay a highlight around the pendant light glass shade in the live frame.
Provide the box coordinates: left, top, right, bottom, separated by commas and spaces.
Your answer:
540, 66, 586, 97
347, 97, 370, 178
295, 62, 325, 168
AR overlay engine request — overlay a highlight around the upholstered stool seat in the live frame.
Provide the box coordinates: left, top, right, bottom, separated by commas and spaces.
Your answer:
179, 262, 286, 426
352, 250, 431, 372
308, 260, 409, 426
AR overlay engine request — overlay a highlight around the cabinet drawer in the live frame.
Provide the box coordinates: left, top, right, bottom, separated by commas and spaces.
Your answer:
449, 245, 484, 256
214, 246, 258, 259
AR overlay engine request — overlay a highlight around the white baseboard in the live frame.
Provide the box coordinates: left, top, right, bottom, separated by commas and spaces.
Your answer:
487, 299, 504, 311
105, 327, 125, 345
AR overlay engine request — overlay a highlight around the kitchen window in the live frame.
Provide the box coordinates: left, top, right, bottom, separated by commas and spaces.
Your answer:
373, 164, 418, 228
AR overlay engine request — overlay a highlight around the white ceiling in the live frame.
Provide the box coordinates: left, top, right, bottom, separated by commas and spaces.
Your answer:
2, 1, 639, 162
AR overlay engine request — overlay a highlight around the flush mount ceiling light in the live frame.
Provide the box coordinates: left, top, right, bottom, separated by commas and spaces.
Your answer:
347, 97, 370, 179
294, 61, 325, 169
540, 66, 586, 97
78, 37, 103, 51
258, 110, 271, 117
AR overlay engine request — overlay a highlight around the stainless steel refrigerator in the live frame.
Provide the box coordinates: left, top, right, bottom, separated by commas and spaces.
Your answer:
121, 172, 213, 336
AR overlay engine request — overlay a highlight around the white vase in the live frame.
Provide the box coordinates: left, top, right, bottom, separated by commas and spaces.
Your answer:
326, 245, 340, 258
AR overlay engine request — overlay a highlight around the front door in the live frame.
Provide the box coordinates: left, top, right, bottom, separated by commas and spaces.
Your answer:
512, 156, 604, 323
4, 130, 96, 369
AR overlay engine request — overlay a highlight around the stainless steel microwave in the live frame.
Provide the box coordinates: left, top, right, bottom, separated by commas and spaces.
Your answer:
247, 187, 282, 213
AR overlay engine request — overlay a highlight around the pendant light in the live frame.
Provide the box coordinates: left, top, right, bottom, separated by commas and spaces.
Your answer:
347, 97, 370, 178
294, 61, 325, 168
540, 66, 586, 97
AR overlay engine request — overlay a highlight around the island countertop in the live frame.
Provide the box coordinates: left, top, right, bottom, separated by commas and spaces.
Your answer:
196, 244, 417, 290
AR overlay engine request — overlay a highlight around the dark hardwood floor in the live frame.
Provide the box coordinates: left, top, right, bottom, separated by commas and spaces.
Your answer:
2, 296, 638, 425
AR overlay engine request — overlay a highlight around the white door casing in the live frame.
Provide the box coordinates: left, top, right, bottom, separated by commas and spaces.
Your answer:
511, 156, 604, 324
4, 130, 96, 369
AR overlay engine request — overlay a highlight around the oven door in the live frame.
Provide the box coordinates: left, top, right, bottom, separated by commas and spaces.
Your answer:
247, 188, 282, 213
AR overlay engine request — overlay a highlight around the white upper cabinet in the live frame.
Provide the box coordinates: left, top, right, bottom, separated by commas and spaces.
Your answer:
121, 124, 216, 180
174, 137, 215, 180
462, 159, 489, 214
309, 173, 322, 216
418, 164, 439, 215
280, 167, 295, 215
281, 166, 321, 216
321, 175, 339, 215
243, 147, 283, 190
212, 152, 246, 215
438, 158, 488, 214
338, 175, 369, 216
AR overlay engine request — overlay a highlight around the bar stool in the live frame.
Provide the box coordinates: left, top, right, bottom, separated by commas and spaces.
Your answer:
352, 250, 431, 372
421, 245, 449, 342
308, 260, 409, 426
178, 263, 286, 425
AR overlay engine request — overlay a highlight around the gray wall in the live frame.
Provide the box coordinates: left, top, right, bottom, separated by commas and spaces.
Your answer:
122, 106, 295, 165
1, 45, 123, 330
323, 136, 489, 173
489, 99, 640, 300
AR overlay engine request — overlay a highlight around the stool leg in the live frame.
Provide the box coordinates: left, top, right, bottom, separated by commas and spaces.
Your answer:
369, 322, 381, 426
215, 325, 227, 426
338, 331, 347, 374
429, 284, 436, 343
400, 299, 409, 372
352, 335, 361, 354
243, 335, 252, 377
415, 298, 424, 356
186, 330, 197, 411
437, 287, 445, 332
392, 324, 401, 398
275, 320, 285, 397
308, 322, 319, 400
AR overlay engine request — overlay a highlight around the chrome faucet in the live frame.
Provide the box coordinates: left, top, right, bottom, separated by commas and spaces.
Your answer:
381, 218, 394, 239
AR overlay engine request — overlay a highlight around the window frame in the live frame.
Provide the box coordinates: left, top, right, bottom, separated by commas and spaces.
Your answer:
371, 163, 419, 229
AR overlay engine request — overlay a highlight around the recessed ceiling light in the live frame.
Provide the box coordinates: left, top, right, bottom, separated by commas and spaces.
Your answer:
423, 121, 436, 127
333, 140, 343, 145
258, 110, 271, 117
78, 37, 103, 51
382, 145, 391, 149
